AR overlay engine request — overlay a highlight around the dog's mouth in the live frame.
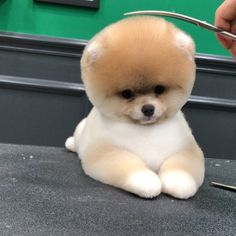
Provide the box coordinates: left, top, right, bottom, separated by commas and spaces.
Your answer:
129, 115, 159, 125
140, 116, 159, 125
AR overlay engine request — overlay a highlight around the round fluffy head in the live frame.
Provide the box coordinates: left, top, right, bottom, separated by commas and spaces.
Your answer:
81, 16, 196, 124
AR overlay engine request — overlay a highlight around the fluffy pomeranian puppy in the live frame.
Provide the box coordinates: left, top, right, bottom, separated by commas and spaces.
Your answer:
65, 16, 205, 199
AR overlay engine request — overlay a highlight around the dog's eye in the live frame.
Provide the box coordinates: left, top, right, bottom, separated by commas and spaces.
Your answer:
120, 89, 134, 99
154, 85, 165, 95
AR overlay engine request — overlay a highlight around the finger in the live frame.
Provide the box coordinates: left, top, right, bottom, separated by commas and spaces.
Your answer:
229, 19, 236, 59
230, 18, 236, 34
215, 0, 236, 27
216, 18, 236, 50
230, 41, 236, 60
215, 0, 236, 48
216, 33, 233, 49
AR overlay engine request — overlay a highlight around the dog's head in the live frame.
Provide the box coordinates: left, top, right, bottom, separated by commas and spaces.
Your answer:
81, 16, 195, 124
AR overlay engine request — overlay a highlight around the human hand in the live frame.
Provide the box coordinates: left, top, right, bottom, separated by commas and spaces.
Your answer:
215, 0, 236, 59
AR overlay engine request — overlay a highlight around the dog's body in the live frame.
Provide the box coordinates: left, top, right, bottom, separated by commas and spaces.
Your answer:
66, 17, 205, 199
69, 109, 194, 172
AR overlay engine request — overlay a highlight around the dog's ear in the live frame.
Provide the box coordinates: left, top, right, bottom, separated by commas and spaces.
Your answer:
175, 31, 195, 61
83, 41, 103, 65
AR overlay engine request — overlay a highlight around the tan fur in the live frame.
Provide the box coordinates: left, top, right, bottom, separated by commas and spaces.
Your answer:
82, 142, 147, 184
159, 143, 205, 198
81, 17, 196, 123
81, 141, 162, 198
66, 16, 205, 199
82, 18, 195, 92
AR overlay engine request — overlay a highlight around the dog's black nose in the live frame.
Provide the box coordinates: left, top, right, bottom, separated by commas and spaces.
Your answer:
141, 104, 155, 117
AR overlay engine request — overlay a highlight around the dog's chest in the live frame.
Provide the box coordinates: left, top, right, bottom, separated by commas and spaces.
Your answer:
101, 113, 190, 170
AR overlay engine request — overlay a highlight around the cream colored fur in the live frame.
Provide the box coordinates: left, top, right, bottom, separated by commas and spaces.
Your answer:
65, 17, 205, 199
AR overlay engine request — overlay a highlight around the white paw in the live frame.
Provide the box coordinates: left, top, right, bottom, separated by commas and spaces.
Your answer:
65, 136, 76, 152
125, 170, 162, 198
160, 171, 198, 199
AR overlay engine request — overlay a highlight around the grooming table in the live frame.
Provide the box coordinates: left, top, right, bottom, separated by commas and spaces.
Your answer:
0, 143, 235, 235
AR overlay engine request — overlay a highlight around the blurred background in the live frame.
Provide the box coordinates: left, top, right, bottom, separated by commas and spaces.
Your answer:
0, 0, 235, 160
0, 0, 228, 56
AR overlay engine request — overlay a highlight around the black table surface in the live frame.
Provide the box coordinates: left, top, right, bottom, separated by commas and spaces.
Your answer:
0, 143, 235, 236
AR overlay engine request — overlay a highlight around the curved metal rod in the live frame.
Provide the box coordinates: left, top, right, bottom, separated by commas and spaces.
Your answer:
124, 10, 236, 41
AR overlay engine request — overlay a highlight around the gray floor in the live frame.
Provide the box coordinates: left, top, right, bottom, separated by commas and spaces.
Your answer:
0, 143, 235, 236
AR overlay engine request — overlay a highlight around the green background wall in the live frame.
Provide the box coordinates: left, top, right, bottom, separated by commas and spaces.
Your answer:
0, 0, 229, 56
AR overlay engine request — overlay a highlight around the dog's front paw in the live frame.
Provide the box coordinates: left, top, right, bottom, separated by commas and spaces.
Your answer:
160, 170, 198, 199
125, 170, 162, 198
